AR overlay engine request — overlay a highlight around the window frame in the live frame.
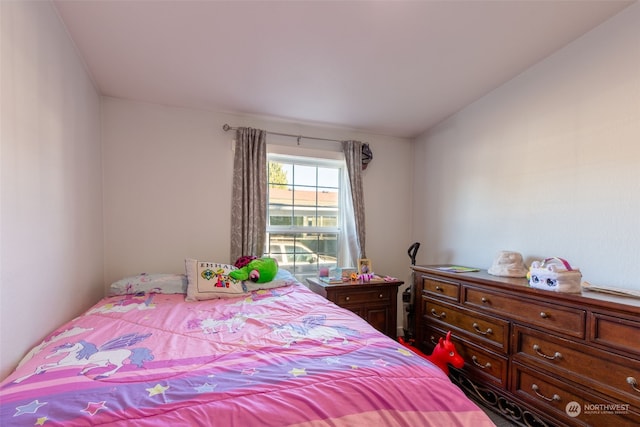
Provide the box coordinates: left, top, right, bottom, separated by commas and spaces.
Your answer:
266, 153, 345, 277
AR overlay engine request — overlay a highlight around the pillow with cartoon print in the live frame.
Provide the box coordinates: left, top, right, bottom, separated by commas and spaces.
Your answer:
184, 259, 248, 301
109, 273, 188, 296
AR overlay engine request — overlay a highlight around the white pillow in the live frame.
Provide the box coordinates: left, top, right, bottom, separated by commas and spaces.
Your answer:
109, 273, 188, 296
184, 259, 248, 301
243, 268, 298, 292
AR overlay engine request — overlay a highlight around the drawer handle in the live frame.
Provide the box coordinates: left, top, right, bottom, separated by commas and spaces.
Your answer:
435, 286, 444, 292
345, 296, 350, 301
379, 293, 384, 298
472, 322, 493, 336
430, 309, 446, 319
531, 384, 561, 402
481, 297, 488, 303
540, 312, 550, 319
472, 355, 492, 369
430, 335, 438, 346
627, 377, 640, 393
533, 344, 562, 360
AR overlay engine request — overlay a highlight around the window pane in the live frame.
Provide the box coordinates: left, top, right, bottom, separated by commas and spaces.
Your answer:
318, 211, 338, 227
293, 165, 316, 187
269, 186, 291, 203
268, 214, 291, 226
292, 187, 316, 207
292, 204, 316, 227
268, 178, 291, 226
318, 167, 339, 188
266, 156, 343, 278
318, 187, 338, 208
265, 233, 338, 275
268, 162, 292, 188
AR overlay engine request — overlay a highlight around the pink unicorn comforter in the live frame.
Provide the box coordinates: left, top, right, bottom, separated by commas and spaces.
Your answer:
1, 282, 493, 426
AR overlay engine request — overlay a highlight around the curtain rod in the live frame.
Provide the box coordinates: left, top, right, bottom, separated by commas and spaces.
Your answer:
222, 123, 342, 144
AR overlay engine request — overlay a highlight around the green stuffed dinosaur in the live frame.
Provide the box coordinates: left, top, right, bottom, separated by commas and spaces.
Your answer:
229, 257, 278, 283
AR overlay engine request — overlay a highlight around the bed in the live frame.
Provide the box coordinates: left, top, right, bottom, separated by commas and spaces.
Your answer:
1, 264, 494, 426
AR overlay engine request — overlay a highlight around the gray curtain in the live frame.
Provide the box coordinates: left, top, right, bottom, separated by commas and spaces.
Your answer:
342, 140, 366, 258
230, 127, 267, 262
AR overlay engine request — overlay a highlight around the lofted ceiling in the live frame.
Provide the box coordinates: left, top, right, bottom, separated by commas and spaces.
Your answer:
53, 0, 634, 139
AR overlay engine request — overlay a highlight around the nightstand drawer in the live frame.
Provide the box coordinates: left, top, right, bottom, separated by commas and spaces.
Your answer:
464, 287, 586, 338
512, 362, 640, 427
422, 298, 509, 352
336, 288, 390, 305
422, 277, 460, 301
307, 277, 403, 339
513, 325, 640, 408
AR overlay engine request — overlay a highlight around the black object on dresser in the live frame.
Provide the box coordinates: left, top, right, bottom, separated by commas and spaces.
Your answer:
412, 265, 640, 427
307, 277, 403, 338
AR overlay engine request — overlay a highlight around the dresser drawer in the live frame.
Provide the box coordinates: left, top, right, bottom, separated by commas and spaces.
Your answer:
422, 276, 460, 301
335, 288, 390, 305
590, 312, 640, 357
513, 325, 640, 408
464, 287, 586, 338
422, 298, 509, 352
425, 326, 508, 388
511, 362, 640, 427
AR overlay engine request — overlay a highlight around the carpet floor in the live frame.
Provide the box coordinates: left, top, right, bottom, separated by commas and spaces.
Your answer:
480, 404, 520, 427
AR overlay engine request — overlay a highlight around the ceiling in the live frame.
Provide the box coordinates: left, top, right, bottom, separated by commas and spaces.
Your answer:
53, 0, 633, 139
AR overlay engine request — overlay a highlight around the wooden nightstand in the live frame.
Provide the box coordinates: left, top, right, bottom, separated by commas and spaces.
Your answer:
306, 277, 403, 338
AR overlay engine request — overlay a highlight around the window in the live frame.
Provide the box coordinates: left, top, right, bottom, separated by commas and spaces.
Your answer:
266, 154, 347, 278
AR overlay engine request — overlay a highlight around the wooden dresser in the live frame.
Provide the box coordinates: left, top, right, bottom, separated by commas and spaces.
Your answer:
307, 277, 402, 338
412, 265, 640, 427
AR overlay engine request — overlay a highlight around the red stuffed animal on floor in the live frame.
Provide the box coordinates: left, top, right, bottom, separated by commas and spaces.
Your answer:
399, 331, 464, 375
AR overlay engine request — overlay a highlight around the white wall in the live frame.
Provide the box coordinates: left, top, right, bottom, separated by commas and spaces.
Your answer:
412, 2, 640, 290
0, 1, 103, 380
102, 98, 414, 298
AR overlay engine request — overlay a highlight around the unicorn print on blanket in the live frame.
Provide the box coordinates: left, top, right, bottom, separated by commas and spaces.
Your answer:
274, 315, 359, 348
14, 333, 154, 383
188, 312, 269, 334
17, 326, 94, 368
229, 289, 287, 306
87, 293, 156, 314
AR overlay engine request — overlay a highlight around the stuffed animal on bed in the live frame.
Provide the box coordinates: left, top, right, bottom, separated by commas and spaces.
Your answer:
229, 257, 278, 283
233, 255, 257, 269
